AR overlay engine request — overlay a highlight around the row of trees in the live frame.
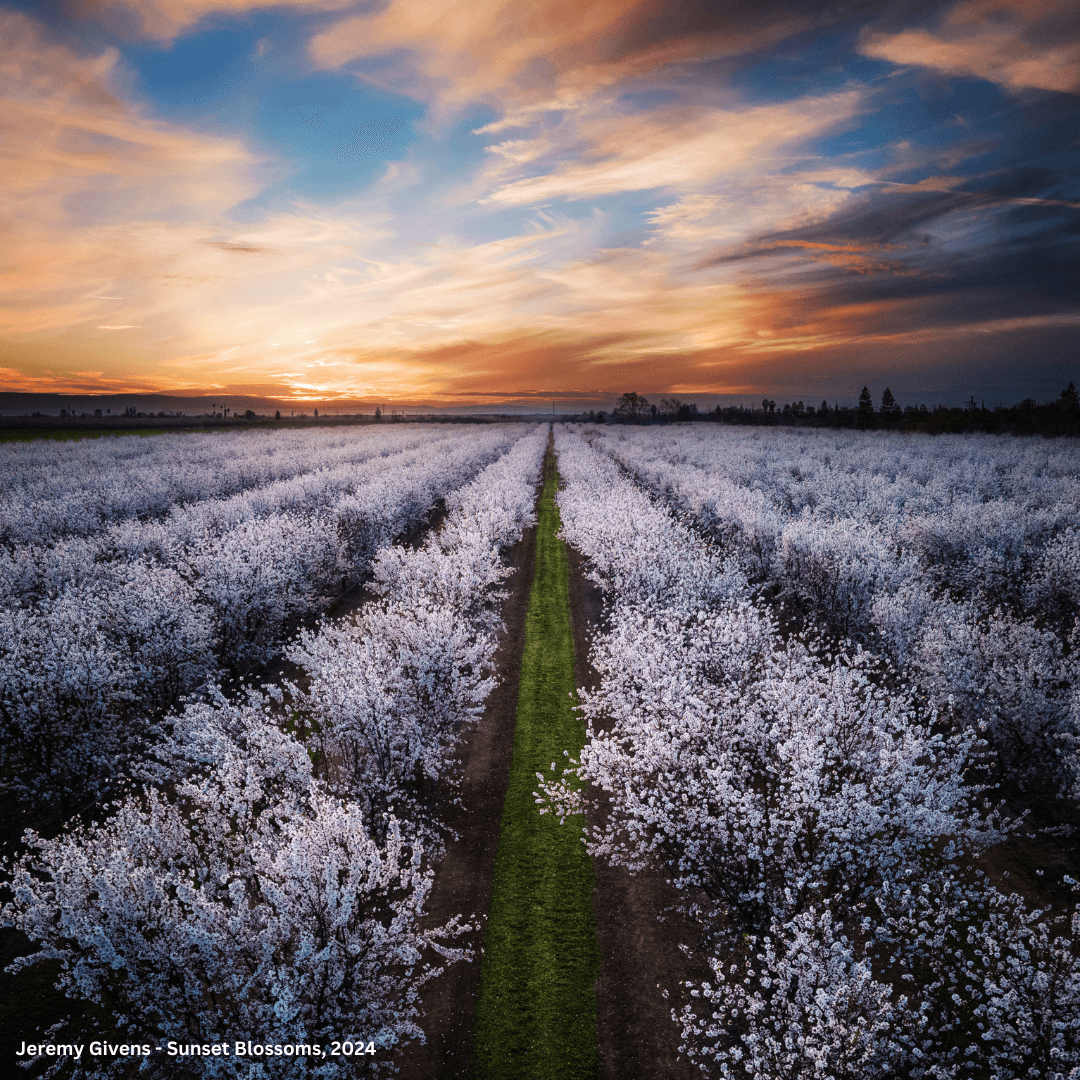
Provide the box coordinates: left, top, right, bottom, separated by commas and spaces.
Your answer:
546, 425, 1080, 1078
604, 383, 1080, 434
0, 427, 519, 821
2, 428, 549, 1076
610, 392, 700, 422
0, 423, 439, 548
597, 422, 1080, 781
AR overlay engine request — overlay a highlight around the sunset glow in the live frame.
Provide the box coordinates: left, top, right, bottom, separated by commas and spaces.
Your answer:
2, 0, 1077, 406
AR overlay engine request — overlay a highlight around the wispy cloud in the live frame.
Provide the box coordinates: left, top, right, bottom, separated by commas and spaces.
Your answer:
0, 10, 263, 335
68, 0, 357, 42
860, 0, 1080, 93
2, 2, 1077, 404
479, 92, 865, 205
307, 0, 790, 108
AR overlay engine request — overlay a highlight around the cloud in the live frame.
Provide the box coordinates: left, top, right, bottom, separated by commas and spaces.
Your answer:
182, 221, 759, 390
0, 10, 267, 335
3, 178, 776, 402
1, 14, 258, 219
69, 0, 357, 41
860, 0, 1080, 93
307, 0, 887, 109
7, 4, 1077, 406
645, 182, 864, 248
703, 163, 1080, 272
480, 92, 864, 205
0, 360, 176, 394
203, 242, 282, 254
390, 332, 738, 400
309, 0, 703, 104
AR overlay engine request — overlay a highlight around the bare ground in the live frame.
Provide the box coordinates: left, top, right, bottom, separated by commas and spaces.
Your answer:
396, 498, 712, 1079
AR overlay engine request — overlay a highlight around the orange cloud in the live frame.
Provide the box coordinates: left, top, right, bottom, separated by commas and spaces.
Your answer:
1, 15, 258, 218
0, 10, 265, 336
0, 315, 206, 389
480, 92, 864, 205
860, 0, 1080, 92
308, 0, 809, 108
340, 331, 764, 403
6, 6, 1071, 407
729, 287, 1080, 358
72, 0, 356, 41
741, 238, 917, 276
644, 171, 869, 248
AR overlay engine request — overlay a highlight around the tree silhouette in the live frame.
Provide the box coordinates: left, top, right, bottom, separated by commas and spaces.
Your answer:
880, 387, 901, 426
858, 386, 875, 427
614, 392, 650, 420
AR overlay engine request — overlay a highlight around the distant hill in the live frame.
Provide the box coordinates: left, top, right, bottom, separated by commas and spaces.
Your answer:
0, 392, 374, 418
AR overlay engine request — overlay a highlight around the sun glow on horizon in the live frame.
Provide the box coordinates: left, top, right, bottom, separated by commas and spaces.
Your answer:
0, 0, 1076, 404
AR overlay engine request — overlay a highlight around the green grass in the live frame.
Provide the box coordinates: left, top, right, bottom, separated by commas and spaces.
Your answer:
0, 427, 217, 442
470, 444, 599, 1080
0, 429, 112, 442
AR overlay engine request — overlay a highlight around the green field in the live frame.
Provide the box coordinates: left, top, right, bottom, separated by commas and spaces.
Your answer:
0, 427, 216, 442
470, 445, 599, 1080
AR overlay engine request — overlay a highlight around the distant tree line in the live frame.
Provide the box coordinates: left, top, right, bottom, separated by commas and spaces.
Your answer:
595, 384, 1080, 435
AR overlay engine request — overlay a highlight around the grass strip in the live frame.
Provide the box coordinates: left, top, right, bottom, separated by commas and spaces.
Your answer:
0, 427, 218, 442
470, 442, 599, 1080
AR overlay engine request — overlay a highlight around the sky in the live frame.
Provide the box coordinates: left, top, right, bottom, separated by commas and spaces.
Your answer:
0, 0, 1078, 409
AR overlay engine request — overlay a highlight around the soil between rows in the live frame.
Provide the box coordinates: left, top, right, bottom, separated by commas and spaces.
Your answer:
468, 447, 599, 1079
399, 473, 708, 1078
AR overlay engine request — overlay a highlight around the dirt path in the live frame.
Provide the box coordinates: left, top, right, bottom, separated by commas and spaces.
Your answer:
402, 452, 708, 1080
567, 547, 706, 1080
469, 446, 599, 1080
395, 516, 538, 1079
